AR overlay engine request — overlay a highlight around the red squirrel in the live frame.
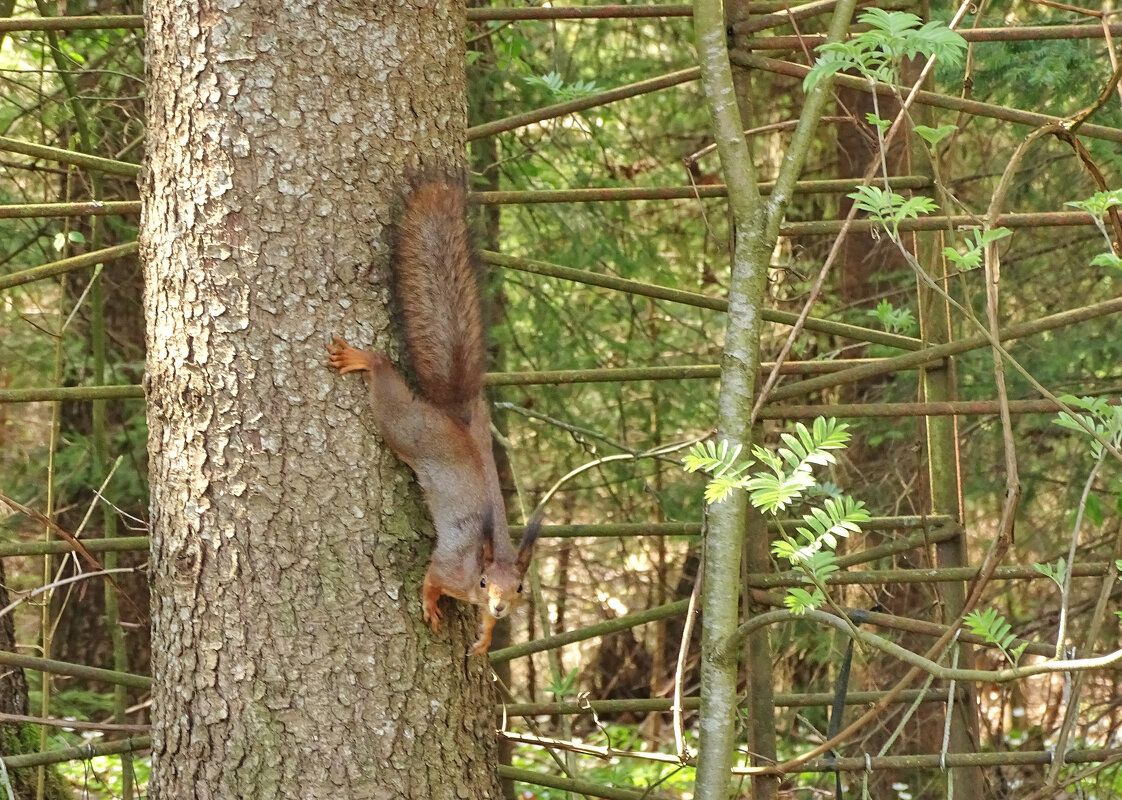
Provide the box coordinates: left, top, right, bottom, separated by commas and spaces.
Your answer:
327, 179, 540, 655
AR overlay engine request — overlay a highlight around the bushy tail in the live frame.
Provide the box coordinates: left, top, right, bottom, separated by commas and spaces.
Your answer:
394, 179, 485, 410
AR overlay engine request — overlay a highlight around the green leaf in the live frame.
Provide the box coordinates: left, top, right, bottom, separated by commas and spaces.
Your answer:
943, 245, 981, 270
913, 124, 956, 147
908, 21, 968, 66
784, 587, 824, 615
745, 469, 816, 513
964, 607, 1021, 663
859, 8, 923, 36
866, 298, 917, 334
866, 112, 892, 134
897, 195, 938, 219
802, 57, 847, 92
1090, 252, 1122, 270
772, 539, 801, 561
1084, 491, 1103, 527
1067, 188, 1122, 216
1033, 557, 1065, 590
545, 667, 579, 698
805, 550, 840, 577
810, 10, 967, 87
975, 227, 1013, 247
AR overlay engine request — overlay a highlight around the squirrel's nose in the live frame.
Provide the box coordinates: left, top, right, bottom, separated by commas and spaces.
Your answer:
492, 602, 506, 616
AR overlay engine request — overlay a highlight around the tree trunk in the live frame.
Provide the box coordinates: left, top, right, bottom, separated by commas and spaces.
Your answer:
141, 2, 502, 797
0, 560, 71, 800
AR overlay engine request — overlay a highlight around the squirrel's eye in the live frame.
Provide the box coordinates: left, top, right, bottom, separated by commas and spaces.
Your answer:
480, 577, 487, 588
517, 583, 523, 593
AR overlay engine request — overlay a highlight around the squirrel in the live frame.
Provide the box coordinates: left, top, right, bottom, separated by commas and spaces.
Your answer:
326, 178, 540, 655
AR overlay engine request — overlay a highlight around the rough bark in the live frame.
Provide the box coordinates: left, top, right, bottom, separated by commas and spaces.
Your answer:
141, 2, 502, 797
0, 565, 39, 798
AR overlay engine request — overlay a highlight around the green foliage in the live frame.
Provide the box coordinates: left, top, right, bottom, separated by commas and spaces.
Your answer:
866, 298, 917, 335
1067, 189, 1122, 271
752, 419, 853, 512
804, 9, 967, 89
1032, 557, 1066, 590
57, 751, 150, 797
773, 498, 869, 615
1065, 189, 1122, 218
513, 725, 696, 799
52, 230, 86, 251
963, 607, 1028, 667
682, 439, 752, 504
685, 420, 867, 612
1053, 395, 1122, 460
744, 453, 819, 514
784, 496, 870, 558
847, 185, 936, 236
865, 112, 891, 135
1090, 252, 1122, 270
913, 124, 957, 148
522, 71, 601, 101
472, 10, 723, 555
942, 227, 1013, 272
684, 418, 852, 512
783, 585, 826, 615
545, 667, 579, 698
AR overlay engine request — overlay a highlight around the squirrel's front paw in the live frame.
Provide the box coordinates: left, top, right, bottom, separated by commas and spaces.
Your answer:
468, 612, 498, 655
422, 599, 442, 633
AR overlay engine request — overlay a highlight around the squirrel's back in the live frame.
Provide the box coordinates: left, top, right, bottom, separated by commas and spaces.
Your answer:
394, 179, 486, 410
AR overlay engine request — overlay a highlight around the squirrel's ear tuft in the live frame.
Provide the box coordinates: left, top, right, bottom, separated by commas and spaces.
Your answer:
479, 506, 496, 564
515, 508, 544, 575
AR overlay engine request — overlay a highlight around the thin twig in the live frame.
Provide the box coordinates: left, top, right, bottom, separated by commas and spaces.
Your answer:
0, 567, 141, 620
672, 556, 701, 761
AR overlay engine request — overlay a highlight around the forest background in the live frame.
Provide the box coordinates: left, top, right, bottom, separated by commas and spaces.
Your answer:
0, 0, 1121, 798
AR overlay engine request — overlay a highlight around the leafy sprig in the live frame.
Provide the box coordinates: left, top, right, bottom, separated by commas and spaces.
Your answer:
1053, 395, 1122, 459
804, 9, 967, 90
682, 439, 752, 505
1066, 189, 1122, 271
522, 71, 601, 101
1033, 558, 1067, 591
943, 227, 1013, 272
866, 298, 917, 335
685, 418, 852, 512
964, 608, 1028, 667
847, 185, 936, 237
685, 419, 866, 613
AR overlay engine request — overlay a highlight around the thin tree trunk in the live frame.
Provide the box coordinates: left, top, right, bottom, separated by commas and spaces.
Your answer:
693, 0, 858, 796
0, 560, 70, 800
142, 2, 503, 797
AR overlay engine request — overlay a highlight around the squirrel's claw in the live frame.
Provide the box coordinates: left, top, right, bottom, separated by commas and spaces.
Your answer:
469, 613, 497, 655
326, 336, 373, 376
422, 576, 444, 633
423, 606, 442, 633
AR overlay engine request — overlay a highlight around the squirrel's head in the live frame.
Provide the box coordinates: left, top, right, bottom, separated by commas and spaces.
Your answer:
478, 509, 543, 619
